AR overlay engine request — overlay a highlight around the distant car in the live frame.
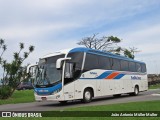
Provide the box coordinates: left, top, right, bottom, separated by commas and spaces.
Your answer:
17, 82, 34, 90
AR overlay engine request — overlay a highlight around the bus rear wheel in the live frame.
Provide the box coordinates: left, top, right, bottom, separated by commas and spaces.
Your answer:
130, 86, 139, 96
82, 89, 93, 103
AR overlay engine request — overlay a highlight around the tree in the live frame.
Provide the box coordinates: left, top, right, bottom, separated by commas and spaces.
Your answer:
0, 39, 35, 99
77, 34, 139, 59
77, 34, 121, 51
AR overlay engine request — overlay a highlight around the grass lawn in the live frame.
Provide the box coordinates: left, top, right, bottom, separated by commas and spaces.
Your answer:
67, 100, 160, 111
2, 100, 160, 120
0, 90, 34, 105
39, 101, 160, 119
149, 84, 160, 89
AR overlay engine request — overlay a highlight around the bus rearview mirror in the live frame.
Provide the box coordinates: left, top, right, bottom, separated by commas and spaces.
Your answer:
56, 57, 71, 69
27, 64, 38, 74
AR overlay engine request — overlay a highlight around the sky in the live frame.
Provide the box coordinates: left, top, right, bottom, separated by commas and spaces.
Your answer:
0, 0, 160, 74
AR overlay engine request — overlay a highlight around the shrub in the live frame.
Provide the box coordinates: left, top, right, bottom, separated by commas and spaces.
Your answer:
0, 86, 12, 99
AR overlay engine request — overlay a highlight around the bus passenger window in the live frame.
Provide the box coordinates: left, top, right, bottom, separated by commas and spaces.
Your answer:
120, 60, 129, 71
111, 58, 121, 71
98, 56, 111, 70
84, 53, 99, 71
129, 62, 136, 72
136, 63, 141, 72
141, 64, 146, 73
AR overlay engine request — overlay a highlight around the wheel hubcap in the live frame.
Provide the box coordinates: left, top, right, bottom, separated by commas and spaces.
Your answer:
135, 88, 138, 94
85, 91, 91, 100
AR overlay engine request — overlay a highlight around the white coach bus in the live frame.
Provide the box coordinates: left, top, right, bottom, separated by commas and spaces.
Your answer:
27, 47, 148, 103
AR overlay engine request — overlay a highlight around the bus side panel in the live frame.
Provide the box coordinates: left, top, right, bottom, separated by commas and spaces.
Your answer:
114, 80, 124, 94
143, 74, 148, 91
101, 80, 115, 96
139, 74, 148, 91
63, 82, 75, 100
74, 79, 97, 100
122, 75, 134, 93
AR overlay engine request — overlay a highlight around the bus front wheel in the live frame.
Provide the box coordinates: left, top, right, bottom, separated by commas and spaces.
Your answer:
59, 101, 67, 104
82, 88, 93, 103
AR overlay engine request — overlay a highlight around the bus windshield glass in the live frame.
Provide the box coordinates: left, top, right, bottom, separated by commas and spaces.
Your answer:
35, 54, 65, 87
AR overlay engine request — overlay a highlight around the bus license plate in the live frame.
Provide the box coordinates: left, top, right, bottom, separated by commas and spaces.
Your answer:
41, 97, 47, 101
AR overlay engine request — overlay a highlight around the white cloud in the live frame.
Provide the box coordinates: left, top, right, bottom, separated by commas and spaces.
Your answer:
120, 23, 160, 55
0, 0, 160, 74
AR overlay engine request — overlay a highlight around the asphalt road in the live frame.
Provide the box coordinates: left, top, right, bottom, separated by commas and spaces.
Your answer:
0, 89, 160, 111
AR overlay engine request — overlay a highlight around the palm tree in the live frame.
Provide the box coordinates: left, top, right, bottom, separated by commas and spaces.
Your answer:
13, 52, 19, 60
18, 43, 24, 54
0, 39, 4, 48
29, 45, 35, 53
24, 52, 29, 59
0, 45, 7, 57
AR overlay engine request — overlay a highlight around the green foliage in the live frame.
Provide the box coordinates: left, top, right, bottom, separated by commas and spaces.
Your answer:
0, 38, 35, 99
124, 49, 134, 59
107, 36, 121, 43
0, 86, 12, 99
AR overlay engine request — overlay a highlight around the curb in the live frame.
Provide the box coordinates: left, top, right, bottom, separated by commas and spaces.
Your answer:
152, 94, 160, 96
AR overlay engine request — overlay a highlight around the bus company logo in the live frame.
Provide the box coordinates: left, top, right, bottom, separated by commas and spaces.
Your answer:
131, 76, 141, 80
90, 72, 97, 75
39, 89, 48, 92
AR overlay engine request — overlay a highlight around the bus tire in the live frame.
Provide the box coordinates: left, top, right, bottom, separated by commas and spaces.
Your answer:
82, 88, 93, 103
113, 94, 121, 97
59, 101, 67, 104
130, 86, 139, 96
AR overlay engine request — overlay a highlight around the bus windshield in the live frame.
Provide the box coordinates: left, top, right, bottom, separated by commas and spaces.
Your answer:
35, 54, 65, 87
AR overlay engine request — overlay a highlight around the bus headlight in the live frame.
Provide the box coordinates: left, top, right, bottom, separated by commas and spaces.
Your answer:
52, 89, 61, 95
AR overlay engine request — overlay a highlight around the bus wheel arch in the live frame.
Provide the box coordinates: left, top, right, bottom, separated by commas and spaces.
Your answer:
82, 87, 94, 103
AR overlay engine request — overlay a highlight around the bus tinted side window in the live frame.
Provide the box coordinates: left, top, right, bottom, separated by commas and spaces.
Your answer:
84, 53, 99, 71
129, 62, 136, 72
64, 52, 84, 85
121, 60, 129, 71
98, 56, 111, 70
136, 63, 141, 72
141, 63, 146, 73
67, 52, 84, 69
111, 58, 121, 71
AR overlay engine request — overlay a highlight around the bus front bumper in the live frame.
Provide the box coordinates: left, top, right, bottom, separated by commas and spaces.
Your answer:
34, 93, 64, 101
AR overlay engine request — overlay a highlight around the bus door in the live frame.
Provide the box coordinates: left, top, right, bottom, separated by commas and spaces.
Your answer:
63, 63, 75, 100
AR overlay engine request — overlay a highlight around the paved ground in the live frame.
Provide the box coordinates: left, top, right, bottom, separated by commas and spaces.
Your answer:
0, 89, 160, 111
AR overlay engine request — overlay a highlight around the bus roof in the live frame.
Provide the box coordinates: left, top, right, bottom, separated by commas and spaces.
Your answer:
69, 47, 145, 64
41, 47, 145, 64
